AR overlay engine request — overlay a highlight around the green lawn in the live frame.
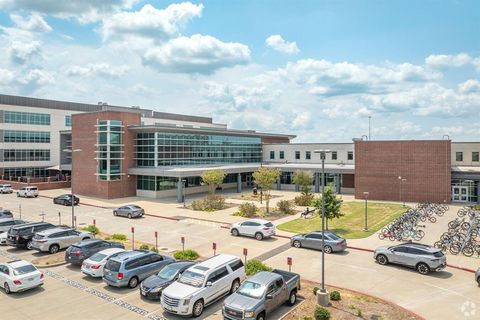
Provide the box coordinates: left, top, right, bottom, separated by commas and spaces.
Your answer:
277, 201, 408, 239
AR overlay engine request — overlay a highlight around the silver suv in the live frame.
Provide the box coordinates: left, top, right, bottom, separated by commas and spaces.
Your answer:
374, 243, 446, 275
32, 227, 93, 254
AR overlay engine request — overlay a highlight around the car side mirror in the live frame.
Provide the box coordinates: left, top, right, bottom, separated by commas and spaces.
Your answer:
206, 281, 212, 287
266, 293, 273, 299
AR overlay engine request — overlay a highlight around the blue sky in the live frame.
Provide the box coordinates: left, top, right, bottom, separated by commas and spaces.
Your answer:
0, 0, 479, 142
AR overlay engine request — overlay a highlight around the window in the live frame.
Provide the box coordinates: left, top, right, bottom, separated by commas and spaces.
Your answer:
306, 151, 311, 160
279, 151, 285, 159
347, 151, 353, 160
229, 259, 244, 271
270, 151, 275, 159
4, 130, 50, 143
3, 149, 50, 161
208, 266, 229, 283
393, 246, 408, 253
472, 152, 479, 162
65, 115, 72, 127
97, 120, 123, 181
295, 151, 300, 160
456, 152, 463, 162
331, 151, 337, 160
4, 111, 50, 125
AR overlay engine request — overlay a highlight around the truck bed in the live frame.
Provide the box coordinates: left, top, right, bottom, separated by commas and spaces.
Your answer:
272, 269, 300, 289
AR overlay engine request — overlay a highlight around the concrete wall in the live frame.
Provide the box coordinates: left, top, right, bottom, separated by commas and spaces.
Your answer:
451, 142, 480, 166
0, 179, 70, 190
73, 111, 140, 199
263, 143, 354, 165
354, 140, 451, 203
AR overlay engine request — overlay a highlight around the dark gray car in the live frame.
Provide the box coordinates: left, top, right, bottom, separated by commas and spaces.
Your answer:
65, 239, 125, 265
290, 231, 347, 253
113, 205, 144, 219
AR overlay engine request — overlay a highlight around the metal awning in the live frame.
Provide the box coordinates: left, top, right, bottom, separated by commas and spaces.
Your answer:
47, 165, 60, 171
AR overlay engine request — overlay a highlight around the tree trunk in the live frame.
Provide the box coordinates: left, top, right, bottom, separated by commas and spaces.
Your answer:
326, 218, 329, 230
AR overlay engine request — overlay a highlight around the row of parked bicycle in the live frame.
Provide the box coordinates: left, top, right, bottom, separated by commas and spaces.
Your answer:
434, 206, 480, 257
378, 203, 448, 241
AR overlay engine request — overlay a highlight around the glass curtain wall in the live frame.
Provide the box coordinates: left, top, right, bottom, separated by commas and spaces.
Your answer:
96, 120, 123, 181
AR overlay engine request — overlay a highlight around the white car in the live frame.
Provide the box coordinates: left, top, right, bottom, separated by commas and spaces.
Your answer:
0, 260, 44, 294
0, 184, 13, 194
16, 186, 39, 198
230, 218, 276, 240
0, 231, 7, 245
161, 254, 246, 317
81, 248, 125, 278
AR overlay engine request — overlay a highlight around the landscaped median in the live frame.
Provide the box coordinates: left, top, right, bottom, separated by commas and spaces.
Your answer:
277, 201, 408, 239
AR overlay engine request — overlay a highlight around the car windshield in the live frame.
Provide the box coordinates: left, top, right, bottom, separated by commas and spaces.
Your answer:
89, 253, 107, 262
13, 264, 36, 275
433, 251, 444, 258
130, 205, 141, 209
178, 270, 205, 288
157, 265, 180, 281
236, 281, 265, 299
105, 260, 121, 272
327, 233, 341, 240
264, 222, 274, 227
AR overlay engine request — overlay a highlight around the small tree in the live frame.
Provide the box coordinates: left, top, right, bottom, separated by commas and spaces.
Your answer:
313, 187, 343, 230
201, 170, 225, 195
252, 167, 280, 213
293, 171, 313, 195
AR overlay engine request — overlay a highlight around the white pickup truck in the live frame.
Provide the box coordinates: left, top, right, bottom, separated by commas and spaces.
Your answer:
161, 254, 246, 318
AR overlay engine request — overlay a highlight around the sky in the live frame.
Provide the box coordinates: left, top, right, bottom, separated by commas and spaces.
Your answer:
0, 0, 479, 142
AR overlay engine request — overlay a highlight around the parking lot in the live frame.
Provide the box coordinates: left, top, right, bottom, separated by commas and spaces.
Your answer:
0, 193, 295, 320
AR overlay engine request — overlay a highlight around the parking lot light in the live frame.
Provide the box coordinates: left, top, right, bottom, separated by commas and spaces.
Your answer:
63, 148, 82, 228
363, 192, 369, 231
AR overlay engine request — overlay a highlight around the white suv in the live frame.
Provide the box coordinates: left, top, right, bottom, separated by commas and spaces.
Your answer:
161, 254, 246, 317
17, 186, 39, 198
230, 218, 276, 240
0, 260, 44, 294
0, 184, 13, 194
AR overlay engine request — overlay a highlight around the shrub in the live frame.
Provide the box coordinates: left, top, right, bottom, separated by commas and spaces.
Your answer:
330, 290, 341, 301
314, 306, 330, 320
276, 200, 295, 215
191, 200, 204, 211
304, 318, 313, 320
357, 309, 363, 317
150, 246, 159, 253
173, 249, 199, 261
191, 195, 226, 211
294, 194, 315, 206
139, 244, 150, 251
104, 236, 111, 240
235, 202, 258, 217
81, 225, 99, 235
111, 234, 127, 241
245, 259, 272, 276
313, 286, 320, 295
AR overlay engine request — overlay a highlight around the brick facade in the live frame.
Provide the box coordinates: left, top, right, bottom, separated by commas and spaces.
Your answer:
354, 140, 451, 203
342, 174, 355, 188
72, 111, 140, 199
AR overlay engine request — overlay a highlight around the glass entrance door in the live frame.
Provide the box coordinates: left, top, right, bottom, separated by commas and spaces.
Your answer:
452, 186, 469, 202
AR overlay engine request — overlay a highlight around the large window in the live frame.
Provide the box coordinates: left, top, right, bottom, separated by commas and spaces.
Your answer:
279, 151, 285, 159
270, 151, 275, 159
4, 130, 50, 143
306, 151, 311, 160
3, 149, 50, 161
96, 120, 123, 180
456, 152, 463, 162
2, 167, 49, 178
135, 132, 262, 167
348, 151, 354, 160
331, 151, 337, 160
65, 115, 72, 127
4, 111, 50, 125
295, 151, 300, 160
472, 152, 479, 162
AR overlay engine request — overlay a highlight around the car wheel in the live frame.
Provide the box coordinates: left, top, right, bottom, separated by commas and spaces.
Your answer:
477, 277, 480, 286
293, 240, 302, 248
376, 254, 388, 265
128, 277, 139, 288
416, 263, 430, 275
113, 211, 118, 216
231, 229, 239, 237
323, 245, 333, 254
26, 240, 33, 250
127, 213, 132, 219
256, 313, 265, 320
192, 299, 204, 317
4, 282, 11, 294
24, 194, 27, 198
255, 232, 264, 241
230, 279, 240, 293
16, 193, 19, 197
49, 244, 60, 254
82, 237, 90, 241
287, 290, 297, 306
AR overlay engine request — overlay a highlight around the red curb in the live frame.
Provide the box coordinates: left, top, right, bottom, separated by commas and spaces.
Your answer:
275, 234, 293, 239
346, 245, 375, 253
143, 213, 181, 221
446, 264, 476, 273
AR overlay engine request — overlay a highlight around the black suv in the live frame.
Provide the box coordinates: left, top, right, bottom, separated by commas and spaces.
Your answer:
65, 239, 125, 266
6, 222, 56, 249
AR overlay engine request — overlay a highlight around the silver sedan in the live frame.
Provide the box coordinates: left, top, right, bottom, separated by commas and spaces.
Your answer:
290, 231, 347, 253
113, 205, 145, 219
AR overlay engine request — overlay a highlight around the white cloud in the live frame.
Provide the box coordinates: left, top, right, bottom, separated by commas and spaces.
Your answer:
266, 35, 299, 55
0, 0, 138, 23
143, 34, 250, 74
0, 68, 14, 83
10, 13, 52, 32
65, 63, 130, 78
101, 3, 203, 42
8, 40, 42, 64
426, 53, 480, 71
458, 79, 480, 93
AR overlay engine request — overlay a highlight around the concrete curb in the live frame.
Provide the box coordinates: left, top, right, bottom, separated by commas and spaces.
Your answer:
35, 261, 69, 268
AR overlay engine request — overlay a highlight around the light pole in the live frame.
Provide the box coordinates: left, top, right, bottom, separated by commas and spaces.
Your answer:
363, 191, 369, 231
64, 148, 82, 228
182, 179, 186, 208
398, 176, 406, 207
314, 149, 331, 307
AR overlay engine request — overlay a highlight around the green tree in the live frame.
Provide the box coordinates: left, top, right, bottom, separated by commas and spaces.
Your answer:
293, 171, 313, 195
252, 167, 281, 213
201, 170, 225, 195
313, 187, 343, 230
